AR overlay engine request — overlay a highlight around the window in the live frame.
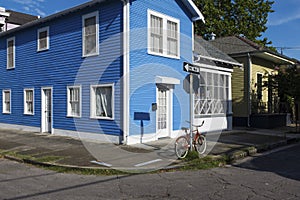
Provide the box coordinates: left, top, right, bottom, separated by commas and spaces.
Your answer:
7, 37, 15, 69
24, 89, 34, 115
194, 71, 230, 116
257, 73, 263, 100
67, 86, 81, 117
3, 90, 11, 114
148, 10, 180, 58
82, 11, 99, 57
38, 27, 49, 51
90, 84, 114, 119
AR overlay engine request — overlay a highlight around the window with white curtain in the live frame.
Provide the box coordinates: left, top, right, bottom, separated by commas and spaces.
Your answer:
67, 86, 81, 117
148, 10, 180, 58
3, 90, 11, 114
194, 71, 230, 116
90, 84, 114, 119
82, 11, 99, 57
24, 89, 34, 115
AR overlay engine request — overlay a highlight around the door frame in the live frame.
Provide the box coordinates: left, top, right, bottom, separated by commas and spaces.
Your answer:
156, 84, 173, 139
41, 87, 53, 133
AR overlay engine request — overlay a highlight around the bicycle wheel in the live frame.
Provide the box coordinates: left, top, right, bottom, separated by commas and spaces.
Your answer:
195, 135, 207, 155
174, 136, 189, 159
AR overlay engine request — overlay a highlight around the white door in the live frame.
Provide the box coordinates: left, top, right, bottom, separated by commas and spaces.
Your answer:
157, 86, 170, 138
42, 88, 52, 133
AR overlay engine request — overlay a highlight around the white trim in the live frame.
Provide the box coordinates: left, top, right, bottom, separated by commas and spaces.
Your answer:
2, 89, 11, 114
194, 62, 234, 73
90, 83, 115, 120
23, 88, 35, 115
67, 85, 82, 118
195, 55, 243, 67
6, 37, 15, 69
82, 11, 99, 57
147, 9, 180, 59
156, 86, 172, 139
41, 87, 53, 133
186, 0, 205, 22
155, 76, 180, 85
37, 26, 50, 51
123, 0, 130, 144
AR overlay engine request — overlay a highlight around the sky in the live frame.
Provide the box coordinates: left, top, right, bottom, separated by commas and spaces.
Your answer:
1, 0, 300, 60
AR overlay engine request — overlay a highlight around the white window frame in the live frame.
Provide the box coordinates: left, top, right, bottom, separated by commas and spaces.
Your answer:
24, 89, 34, 115
148, 10, 180, 59
3, 89, 11, 114
82, 11, 99, 57
37, 26, 50, 51
194, 69, 231, 116
7, 37, 15, 69
90, 84, 114, 120
67, 86, 82, 118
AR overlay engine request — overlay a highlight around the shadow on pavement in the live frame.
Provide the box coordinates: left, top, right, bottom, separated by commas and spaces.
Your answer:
234, 143, 300, 181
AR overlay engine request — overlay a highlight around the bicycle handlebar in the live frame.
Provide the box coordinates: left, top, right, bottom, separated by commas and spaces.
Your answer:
185, 120, 204, 128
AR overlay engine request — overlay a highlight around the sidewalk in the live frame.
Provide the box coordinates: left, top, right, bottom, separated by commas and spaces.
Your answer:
0, 126, 299, 171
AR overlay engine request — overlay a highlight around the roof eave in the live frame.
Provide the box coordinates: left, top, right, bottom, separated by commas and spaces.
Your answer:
230, 50, 296, 65
195, 54, 242, 67
0, 0, 107, 38
184, 0, 205, 23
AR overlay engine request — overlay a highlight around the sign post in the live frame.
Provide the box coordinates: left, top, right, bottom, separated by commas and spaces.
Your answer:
183, 62, 200, 151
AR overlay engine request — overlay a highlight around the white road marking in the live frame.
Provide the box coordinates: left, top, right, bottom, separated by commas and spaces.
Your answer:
90, 160, 112, 167
134, 159, 162, 167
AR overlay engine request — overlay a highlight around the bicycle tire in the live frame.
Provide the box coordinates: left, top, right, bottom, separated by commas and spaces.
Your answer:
174, 136, 189, 159
195, 135, 207, 155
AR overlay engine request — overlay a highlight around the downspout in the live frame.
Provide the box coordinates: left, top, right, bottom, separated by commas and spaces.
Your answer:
122, 0, 130, 144
247, 53, 252, 127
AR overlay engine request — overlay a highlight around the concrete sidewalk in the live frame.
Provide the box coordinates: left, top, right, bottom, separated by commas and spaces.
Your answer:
0, 127, 299, 171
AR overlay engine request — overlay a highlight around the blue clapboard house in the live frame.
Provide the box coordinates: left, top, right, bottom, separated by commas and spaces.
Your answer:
0, 0, 205, 144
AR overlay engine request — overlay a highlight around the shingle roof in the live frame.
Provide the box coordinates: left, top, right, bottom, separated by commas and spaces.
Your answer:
194, 36, 241, 66
6, 10, 39, 25
210, 35, 265, 54
210, 35, 297, 65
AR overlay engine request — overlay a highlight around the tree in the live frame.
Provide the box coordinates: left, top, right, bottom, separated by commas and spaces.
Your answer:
269, 64, 300, 130
194, 0, 274, 46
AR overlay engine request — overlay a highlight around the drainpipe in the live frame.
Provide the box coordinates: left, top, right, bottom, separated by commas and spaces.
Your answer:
247, 53, 252, 127
122, 0, 130, 144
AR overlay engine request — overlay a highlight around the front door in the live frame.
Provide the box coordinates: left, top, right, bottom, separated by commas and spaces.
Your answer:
42, 88, 52, 133
157, 86, 170, 138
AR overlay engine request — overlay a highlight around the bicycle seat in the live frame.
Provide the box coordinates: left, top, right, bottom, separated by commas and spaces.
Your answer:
181, 127, 189, 131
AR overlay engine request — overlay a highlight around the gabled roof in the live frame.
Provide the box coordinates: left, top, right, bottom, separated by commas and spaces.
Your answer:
210, 36, 296, 65
6, 10, 39, 25
0, 0, 204, 37
194, 36, 242, 67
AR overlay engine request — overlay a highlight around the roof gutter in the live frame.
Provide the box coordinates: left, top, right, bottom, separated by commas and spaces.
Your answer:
195, 55, 243, 67
184, 0, 205, 23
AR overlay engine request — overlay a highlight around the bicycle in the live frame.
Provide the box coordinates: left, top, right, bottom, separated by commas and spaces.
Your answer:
174, 121, 206, 159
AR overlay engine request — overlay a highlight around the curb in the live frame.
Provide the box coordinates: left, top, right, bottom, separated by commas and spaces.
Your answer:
2, 137, 300, 174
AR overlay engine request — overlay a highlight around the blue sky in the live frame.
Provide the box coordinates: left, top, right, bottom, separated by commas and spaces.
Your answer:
1, 0, 300, 60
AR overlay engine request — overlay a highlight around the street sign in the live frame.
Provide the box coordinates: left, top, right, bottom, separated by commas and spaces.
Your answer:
183, 62, 200, 74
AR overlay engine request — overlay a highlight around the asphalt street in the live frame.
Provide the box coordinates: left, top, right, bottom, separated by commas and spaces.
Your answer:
1, 143, 300, 199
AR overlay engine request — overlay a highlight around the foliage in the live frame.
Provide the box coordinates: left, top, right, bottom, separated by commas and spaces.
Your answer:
269, 65, 300, 121
273, 65, 300, 102
194, 0, 274, 46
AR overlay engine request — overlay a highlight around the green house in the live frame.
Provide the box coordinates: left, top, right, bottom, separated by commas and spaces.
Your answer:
211, 36, 296, 127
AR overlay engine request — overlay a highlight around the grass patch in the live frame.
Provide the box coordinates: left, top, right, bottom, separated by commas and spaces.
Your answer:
174, 150, 228, 171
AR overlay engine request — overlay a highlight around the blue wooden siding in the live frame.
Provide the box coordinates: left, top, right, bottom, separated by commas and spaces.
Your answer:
0, 0, 123, 137
129, 0, 193, 135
